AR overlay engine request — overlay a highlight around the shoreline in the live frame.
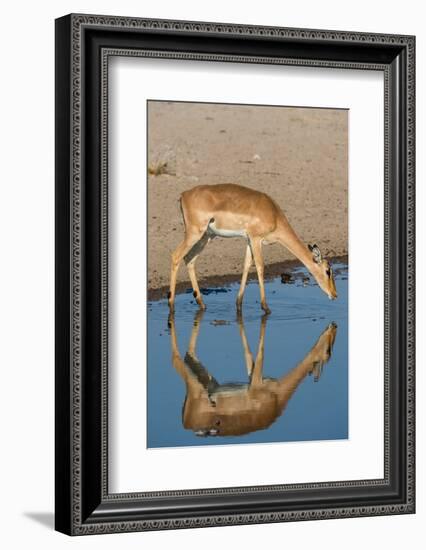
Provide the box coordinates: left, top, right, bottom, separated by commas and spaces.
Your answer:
147, 103, 348, 294
147, 254, 348, 302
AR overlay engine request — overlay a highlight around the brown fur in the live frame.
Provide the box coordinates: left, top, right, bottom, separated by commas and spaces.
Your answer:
168, 184, 337, 313
170, 311, 337, 437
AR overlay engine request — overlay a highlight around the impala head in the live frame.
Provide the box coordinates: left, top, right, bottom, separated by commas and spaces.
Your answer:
311, 321, 338, 363
308, 244, 337, 300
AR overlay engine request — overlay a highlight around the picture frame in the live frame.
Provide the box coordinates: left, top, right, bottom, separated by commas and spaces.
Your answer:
55, 13, 415, 535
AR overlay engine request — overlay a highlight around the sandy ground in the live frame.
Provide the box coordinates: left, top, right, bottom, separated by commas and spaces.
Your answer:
147, 101, 348, 298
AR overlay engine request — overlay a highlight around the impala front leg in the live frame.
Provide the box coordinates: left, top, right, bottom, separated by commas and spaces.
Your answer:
249, 314, 267, 388
236, 244, 253, 312
237, 313, 254, 376
250, 237, 271, 314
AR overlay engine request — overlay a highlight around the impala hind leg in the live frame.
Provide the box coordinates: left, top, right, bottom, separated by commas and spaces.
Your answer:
168, 232, 202, 312
185, 230, 211, 310
250, 237, 271, 314
186, 255, 206, 310
236, 244, 253, 312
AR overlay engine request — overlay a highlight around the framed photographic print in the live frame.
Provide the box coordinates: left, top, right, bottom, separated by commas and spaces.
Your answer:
55, 14, 415, 535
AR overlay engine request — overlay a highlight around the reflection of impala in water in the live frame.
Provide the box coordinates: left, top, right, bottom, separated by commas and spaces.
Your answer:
169, 312, 337, 437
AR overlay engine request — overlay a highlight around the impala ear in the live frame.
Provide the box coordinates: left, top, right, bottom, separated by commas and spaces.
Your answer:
309, 244, 323, 264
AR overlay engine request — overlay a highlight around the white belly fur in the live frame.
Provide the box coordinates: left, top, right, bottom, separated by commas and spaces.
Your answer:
208, 220, 247, 238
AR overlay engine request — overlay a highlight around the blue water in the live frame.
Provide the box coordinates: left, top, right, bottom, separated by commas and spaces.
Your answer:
147, 264, 348, 448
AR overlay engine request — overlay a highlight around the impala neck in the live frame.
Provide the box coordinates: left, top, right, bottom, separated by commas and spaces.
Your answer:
275, 221, 315, 273
274, 356, 318, 408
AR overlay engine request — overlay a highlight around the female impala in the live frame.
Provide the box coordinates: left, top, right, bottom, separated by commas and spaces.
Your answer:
169, 311, 337, 437
168, 183, 337, 313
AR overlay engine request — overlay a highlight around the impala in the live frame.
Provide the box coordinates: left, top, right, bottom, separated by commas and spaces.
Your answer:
168, 183, 337, 313
169, 311, 337, 437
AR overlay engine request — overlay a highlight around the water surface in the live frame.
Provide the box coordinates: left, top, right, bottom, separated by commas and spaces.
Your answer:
147, 264, 348, 448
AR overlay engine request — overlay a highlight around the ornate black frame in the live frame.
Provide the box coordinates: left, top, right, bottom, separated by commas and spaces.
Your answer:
55, 13, 415, 535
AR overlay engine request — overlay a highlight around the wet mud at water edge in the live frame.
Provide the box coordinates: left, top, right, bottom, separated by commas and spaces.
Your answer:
147, 263, 348, 448
147, 255, 348, 301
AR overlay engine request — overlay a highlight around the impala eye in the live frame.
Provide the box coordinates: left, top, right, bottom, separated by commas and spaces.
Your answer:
326, 268, 331, 277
